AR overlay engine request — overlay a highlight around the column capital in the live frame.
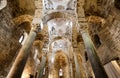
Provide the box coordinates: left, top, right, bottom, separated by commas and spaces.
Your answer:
31, 23, 41, 33
31, 17, 42, 33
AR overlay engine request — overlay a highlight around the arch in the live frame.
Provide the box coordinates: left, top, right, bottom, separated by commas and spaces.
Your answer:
13, 15, 33, 33
48, 50, 70, 78
49, 37, 73, 56
86, 15, 105, 25
13, 15, 33, 26
53, 50, 69, 69
42, 12, 76, 24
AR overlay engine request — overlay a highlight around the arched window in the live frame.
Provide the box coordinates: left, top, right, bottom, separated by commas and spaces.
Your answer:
19, 32, 28, 45
93, 34, 101, 48
19, 34, 24, 43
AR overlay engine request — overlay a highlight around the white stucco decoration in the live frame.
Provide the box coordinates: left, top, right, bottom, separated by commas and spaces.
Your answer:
0, 0, 7, 10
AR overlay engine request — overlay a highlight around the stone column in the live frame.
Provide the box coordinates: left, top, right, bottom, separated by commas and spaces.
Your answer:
7, 24, 40, 78
44, 66, 49, 78
33, 40, 44, 78
74, 52, 82, 78
38, 55, 46, 78
104, 61, 120, 78
70, 63, 73, 78
80, 28, 108, 78
77, 0, 108, 77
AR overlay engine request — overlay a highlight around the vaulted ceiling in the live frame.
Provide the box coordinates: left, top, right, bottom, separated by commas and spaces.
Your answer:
0, 0, 120, 77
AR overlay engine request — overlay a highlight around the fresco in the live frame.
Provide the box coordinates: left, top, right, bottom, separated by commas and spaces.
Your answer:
51, 39, 71, 54
43, 0, 76, 10
47, 18, 72, 41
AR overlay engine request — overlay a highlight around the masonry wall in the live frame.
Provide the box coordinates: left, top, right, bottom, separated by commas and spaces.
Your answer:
0, 0, 22, 77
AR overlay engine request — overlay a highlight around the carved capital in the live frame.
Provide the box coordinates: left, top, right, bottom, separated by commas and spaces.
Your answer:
31, 23, 41, 33
31, 17, 42, 33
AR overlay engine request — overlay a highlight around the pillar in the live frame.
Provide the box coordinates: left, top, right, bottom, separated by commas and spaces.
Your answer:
80, 29, 108, 78
38, 55, 46, 78
7, 24, 40, 78
74, 52, 82, 78
70, 63, 73, 78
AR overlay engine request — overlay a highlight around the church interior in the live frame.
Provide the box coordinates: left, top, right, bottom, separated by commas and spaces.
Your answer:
0, 0, 120, 78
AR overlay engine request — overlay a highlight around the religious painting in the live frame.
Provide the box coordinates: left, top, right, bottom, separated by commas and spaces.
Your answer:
51, 39, 70, 53
43, 0, 76, 10
47, 18, 72, 41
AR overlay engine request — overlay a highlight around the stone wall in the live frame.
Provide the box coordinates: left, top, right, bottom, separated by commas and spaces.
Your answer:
84, 0, 120, 65
0, 0, 22, 77
98, 7, 120, 59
